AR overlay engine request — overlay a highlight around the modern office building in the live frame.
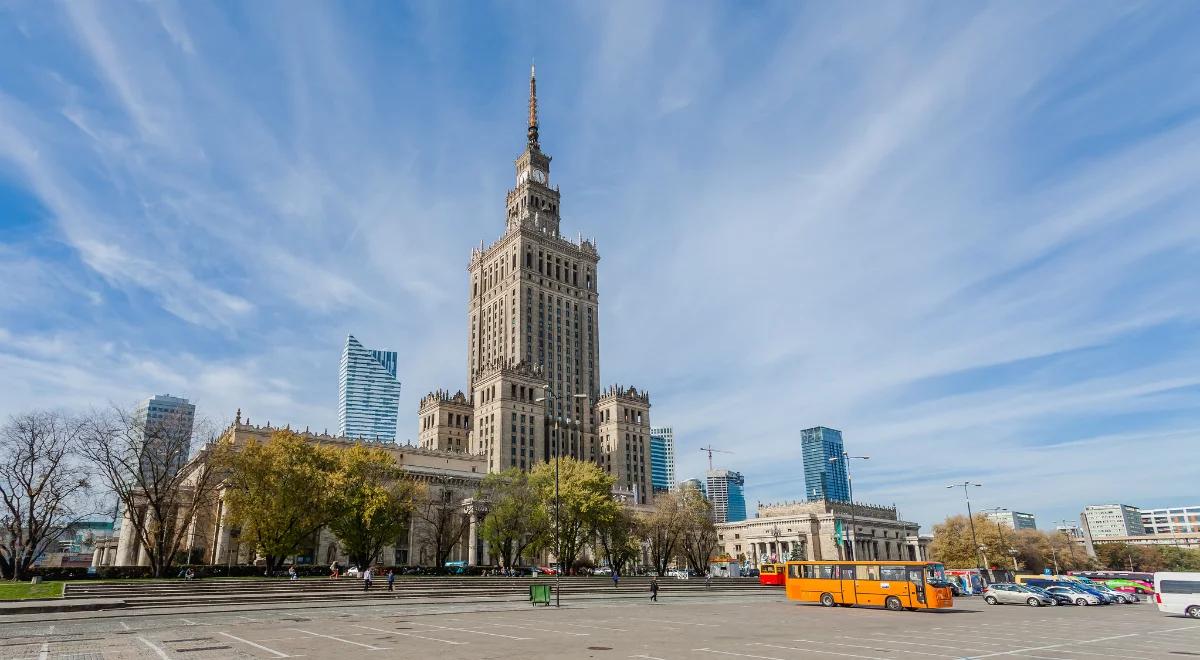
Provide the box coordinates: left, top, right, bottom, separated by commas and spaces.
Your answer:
1081, 504, 1144, 538
649, 427, 676, 494
984, 510, 1037, 530
707, 469, 747, 523
679, 478, 707, 498
414, 67, 654, 501
338, 334, 401, 440
1141, 505, 1200, 535
135, 394, 195, 476
801, 426, 850, 502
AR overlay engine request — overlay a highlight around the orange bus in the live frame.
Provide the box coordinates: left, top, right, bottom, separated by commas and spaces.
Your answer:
759, 563, 786, 586
785, 560, 954, 611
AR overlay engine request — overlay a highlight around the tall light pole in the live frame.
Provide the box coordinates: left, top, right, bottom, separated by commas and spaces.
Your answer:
536, 386, 589, 608
947, 482, 984, 576
830, 453, 868, 559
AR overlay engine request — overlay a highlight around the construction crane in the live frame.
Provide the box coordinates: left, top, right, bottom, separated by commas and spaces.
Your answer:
699, 445, 733, 471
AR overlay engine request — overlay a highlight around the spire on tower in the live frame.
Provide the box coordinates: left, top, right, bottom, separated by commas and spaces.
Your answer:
527, 62, 539, 150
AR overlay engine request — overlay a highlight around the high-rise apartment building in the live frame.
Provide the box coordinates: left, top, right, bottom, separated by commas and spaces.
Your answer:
1082, 504, 1143, 538
707, 469, 747, 523
1141, 505, 1200, 535
338, 334, 401, 440
417, 68, 653, 502
679, 478, 707, 498
801, 426, 850, 502
649, 427, 676, 493
983, 510, 1037, 530
135, 394, 195, 476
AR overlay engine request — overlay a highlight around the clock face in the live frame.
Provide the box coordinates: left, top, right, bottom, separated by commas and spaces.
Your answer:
532, 168, 547, 184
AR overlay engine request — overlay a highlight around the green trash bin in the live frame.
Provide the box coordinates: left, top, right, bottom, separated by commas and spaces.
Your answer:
530, 583, 552, 606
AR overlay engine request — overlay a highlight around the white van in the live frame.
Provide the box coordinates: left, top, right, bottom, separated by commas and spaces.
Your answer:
1154, 572, 1200, 618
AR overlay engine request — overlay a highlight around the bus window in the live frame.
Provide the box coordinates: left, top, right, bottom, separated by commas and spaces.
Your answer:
817, 565, 835, 579
788, 564, 802, 579
925, 564, 947, 584
840, 565, 856, 579
907, 567, 924, 584
859, 565, 880, 580
881, 566, 908, 581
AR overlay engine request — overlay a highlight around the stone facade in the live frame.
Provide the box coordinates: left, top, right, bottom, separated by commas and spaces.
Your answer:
420, 67, 652, 502
715, 499, 929, 566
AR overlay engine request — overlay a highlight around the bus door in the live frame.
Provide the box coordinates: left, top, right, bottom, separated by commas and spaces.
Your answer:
907, 566, 926, 607
839, 565, 858, 605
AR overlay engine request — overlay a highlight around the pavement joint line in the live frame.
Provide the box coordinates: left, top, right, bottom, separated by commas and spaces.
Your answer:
136, 635, 172, 659
484, 622, 590, 636
558, 621, 630, 632
625, 617, 718, 627
840, 635, 994, 654
960, 632, 1142, 659
629, 655, 667, 660
406, 621, 531, 640
218, 631, 293, 657
791, 637, 958, 658
695, 648, 786, 660
753, 641, 895, 660
288, 628, 390, 651
350, 624, 466, 645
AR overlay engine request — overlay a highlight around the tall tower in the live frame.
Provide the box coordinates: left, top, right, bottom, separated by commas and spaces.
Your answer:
466, 66, 603, 473
339, 334, 401, 440
801, 426, 850, 502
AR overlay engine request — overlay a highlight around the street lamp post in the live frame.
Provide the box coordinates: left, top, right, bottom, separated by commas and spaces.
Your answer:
830, 453, 869, 560
947, 482, 984, 576
769, 525, 781, 563
536, 386, 589, 608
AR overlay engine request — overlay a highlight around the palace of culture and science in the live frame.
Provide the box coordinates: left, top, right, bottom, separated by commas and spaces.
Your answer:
417, 67, 654, 504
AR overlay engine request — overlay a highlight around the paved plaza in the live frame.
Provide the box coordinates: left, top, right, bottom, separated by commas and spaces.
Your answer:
0, 592, 1197, 659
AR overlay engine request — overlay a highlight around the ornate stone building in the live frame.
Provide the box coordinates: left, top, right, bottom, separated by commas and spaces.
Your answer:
715, 500, 931, 566
420, 66, 654, 503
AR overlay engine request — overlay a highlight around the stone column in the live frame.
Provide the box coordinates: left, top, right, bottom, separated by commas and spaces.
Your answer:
467, 513, 478, 566
91, 547, 102, 568
114, 509, 138, 566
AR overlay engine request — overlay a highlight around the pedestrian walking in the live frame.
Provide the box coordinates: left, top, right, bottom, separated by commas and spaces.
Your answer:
330, 561, 339, 579
363, 566, 373, 591
612, 570, 619, 588
288, 566, 297, 581
387, 568, 395, 591
705, 572, 712, 589
650, 577, 659, 602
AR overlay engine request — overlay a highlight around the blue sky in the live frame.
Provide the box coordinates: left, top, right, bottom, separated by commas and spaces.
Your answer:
1, 1, 1198, 531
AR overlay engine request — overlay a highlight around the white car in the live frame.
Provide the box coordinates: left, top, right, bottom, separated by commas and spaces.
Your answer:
1045, 586, 1101, 606
1155, 572, 1200, 619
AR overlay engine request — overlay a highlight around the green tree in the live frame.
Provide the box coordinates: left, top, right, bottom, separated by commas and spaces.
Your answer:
595, 505, 641, 575
477, 468, 549, 569
678, 488, 719, 574
412, 477, 470, 567
328, 444, 419, 569
643, 490, 685, 576
224, 431, 340, 573
529, 457, 617, 574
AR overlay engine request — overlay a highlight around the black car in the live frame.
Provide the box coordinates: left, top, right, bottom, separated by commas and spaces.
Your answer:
1025, 585, 1071, 605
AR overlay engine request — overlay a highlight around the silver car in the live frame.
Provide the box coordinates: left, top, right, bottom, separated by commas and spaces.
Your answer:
984, 583, 1055, 607
1045, 585, 1102, 606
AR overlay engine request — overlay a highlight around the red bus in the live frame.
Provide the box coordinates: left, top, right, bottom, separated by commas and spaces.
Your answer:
760, 563, 786, 586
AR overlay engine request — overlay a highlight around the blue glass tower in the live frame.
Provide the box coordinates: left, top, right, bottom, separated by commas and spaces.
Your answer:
802, 426, 850, 502
649, 427, 675, 493
706, 469, 747, 523
338, 334, 401, 440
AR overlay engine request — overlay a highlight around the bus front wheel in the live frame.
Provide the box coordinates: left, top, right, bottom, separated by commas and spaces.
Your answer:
1187, 606, 1200, 619
885, 597, 903, 611
820, 593, 836, 607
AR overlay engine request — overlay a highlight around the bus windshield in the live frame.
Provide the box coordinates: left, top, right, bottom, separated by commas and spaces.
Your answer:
925, 563, 948, 585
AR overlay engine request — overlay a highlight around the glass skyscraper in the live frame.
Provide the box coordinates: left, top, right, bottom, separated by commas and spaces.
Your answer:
706, 469, 747, 523
801, 426, 850, 502
135, 394, 195, 477
338, 334, 401, 441
649, 426, 675, 493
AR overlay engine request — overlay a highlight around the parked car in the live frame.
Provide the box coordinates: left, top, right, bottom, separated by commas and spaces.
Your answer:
983, 583, 1055, 607
1092, 583, 1136, 604
1025, 585, 1070, 605
1045, 585, 1101, 606
593, 567, 613, 576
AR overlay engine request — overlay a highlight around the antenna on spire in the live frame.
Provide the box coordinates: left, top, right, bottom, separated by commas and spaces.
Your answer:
527, 62, 540, 150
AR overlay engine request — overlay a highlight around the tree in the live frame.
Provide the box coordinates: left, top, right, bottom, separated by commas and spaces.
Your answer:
0, 412, 93, 581
327, 444, 420, 569
477, 469, 549, 569
595, 505, 641, 575
932, 514, 1095, 575
643, 490, 685, 576
80, 405, 226, 578
678, 489, 719, 574
223, 430, 340, 573
529, 457, 618, 574
413, 478, 470, 567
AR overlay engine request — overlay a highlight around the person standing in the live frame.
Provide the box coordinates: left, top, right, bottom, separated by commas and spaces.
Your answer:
650, 577, 659, 602
288, 566, 297, 581
363, 566, 373, 592
705, 572, 712, 590
387, 568, 395, 592
612, 570, 619, 588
